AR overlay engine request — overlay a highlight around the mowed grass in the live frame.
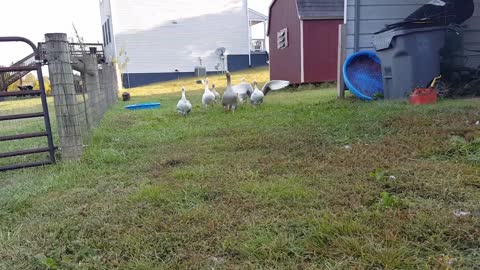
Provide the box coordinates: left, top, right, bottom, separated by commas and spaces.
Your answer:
0, 67, 480, 269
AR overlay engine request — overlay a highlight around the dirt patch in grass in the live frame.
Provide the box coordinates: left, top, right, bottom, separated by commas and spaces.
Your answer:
150, 148, 192, 179
108, 113, 139, 128
164, 159, 187, 167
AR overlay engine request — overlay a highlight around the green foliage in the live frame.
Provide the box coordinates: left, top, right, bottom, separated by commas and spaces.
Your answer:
446, 136, 480, 164
111, 47, 130, 75
34, 76, 52, 95
430, 135, 480, 165
22, 73, 37, 86
373, 93, 384, 100
378, 192, 402, 209
7, 80, 20, 91
34, 254, 58, 270
370, 168, 387, 182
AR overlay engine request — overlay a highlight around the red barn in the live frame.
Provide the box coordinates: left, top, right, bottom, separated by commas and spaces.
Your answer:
268, 0, 344, 84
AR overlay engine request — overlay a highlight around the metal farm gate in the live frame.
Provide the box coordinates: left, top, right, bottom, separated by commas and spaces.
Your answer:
0, 37, 56, 171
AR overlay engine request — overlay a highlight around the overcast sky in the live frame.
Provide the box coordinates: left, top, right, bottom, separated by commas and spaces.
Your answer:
0, 0, 271, 66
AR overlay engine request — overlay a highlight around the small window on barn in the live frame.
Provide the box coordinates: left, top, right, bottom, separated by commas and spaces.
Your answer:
277, 28, 288, 50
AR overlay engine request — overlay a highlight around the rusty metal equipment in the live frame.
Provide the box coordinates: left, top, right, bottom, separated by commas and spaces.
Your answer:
0, 36, 56, 172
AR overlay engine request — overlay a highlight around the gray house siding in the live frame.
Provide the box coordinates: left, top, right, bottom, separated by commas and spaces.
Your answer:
346, 0, 480, 68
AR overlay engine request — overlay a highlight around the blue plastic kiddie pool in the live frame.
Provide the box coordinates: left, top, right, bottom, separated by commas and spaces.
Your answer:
343, 51, 384, 101
125, 102, 161, 111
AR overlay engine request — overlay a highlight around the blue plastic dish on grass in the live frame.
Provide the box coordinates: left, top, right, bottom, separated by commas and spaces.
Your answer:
343, 51, 384, 101
125, 102, 161, 111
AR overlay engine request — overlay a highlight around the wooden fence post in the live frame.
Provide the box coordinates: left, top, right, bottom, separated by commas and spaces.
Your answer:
83, 54, 103, 126
45, 33, 84, 161
98, 65, 107, 107
100, 63, 115, 107
108, 64, 119, 105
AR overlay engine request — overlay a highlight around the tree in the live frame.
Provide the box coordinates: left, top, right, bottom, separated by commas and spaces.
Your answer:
111, 47, 130, 87
8, 72, 36, 91
0, 69, 10, 92
23, 73, 37, 86
7, 79, 20, 91
1, 62, 16, 91
5, 73, 51, 94
34, 76, 52, 95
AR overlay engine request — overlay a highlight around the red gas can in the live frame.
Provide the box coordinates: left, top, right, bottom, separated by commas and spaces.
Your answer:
410, 88, 438, 105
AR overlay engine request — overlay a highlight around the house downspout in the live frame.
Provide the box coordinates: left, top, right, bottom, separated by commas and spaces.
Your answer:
246, 0, 252, 67
354, 0, 360, 52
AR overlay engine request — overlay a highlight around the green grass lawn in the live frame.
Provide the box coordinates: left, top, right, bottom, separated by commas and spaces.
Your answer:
0, 67, 479, 269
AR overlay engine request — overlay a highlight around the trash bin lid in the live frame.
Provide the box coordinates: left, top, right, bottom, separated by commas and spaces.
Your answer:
373, 26, 447, 51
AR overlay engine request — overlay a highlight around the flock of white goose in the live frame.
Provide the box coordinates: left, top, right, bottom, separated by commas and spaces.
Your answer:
176, 72, 290, 116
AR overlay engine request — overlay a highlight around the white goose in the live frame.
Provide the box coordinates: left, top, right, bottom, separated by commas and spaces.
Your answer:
211, 84, 221, 103
237, 80, 290, 105
250, 81, 265, 105
233, 77, 253, 103
222, 72, 238, 112
202, 78, 216, 107
177, 86, 192, 116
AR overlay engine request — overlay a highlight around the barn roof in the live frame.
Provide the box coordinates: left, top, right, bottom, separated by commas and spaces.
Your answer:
297, 0, 344, 20
267, 0, 344, 35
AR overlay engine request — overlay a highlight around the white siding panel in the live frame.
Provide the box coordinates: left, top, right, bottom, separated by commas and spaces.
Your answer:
109, 0, 249, 74
346, 0, 480, 68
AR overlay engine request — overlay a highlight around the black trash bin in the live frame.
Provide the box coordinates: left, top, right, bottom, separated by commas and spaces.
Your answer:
373, 26, 447, 99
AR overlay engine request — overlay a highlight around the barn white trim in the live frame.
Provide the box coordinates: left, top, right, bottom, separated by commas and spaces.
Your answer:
300, 20, 305, 83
